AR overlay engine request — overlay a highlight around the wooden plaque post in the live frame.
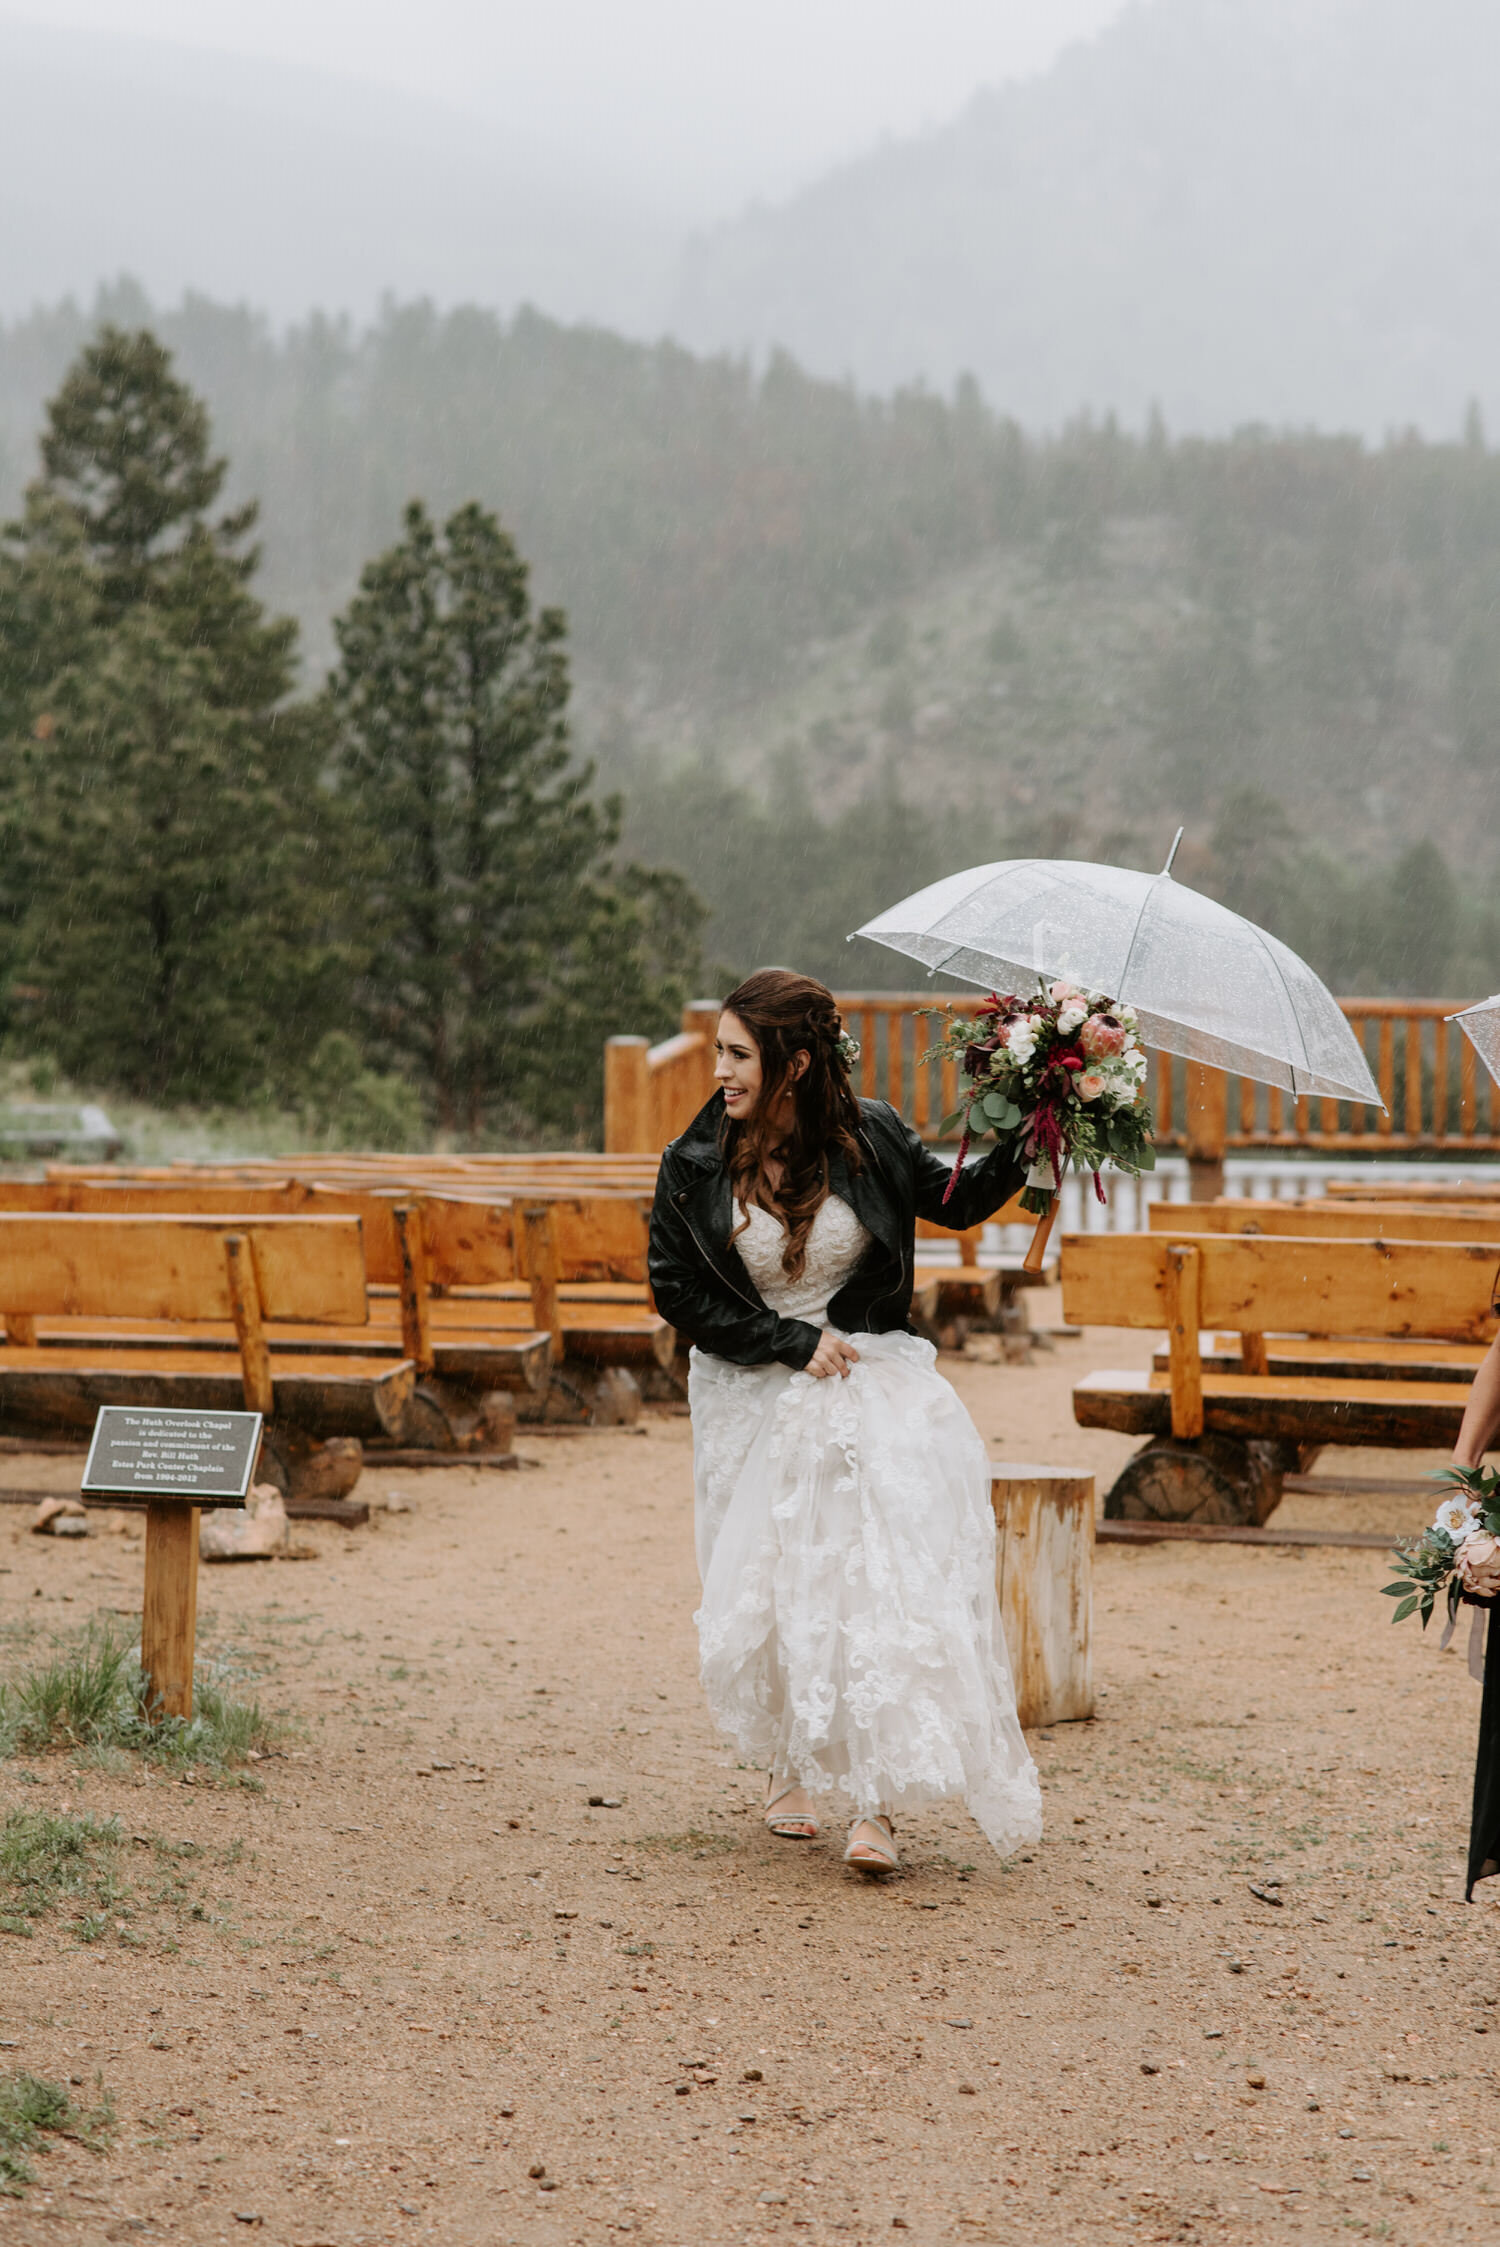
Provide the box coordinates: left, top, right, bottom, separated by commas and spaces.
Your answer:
81, 1406, 264, 1723
990, 1463, 1095, 1729
142, 1502, 200, 1718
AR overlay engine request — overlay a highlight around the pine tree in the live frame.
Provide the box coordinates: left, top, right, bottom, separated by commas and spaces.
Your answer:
0, 327, 337, 1097
15, 612, 341, 1096
34, 324, 296, 706
329, 500, 704, 1137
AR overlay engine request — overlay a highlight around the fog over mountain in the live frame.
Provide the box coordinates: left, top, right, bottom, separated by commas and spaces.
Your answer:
0, 16, 676, 332
673, 0, 1500, 435
4, 0, 1499, 435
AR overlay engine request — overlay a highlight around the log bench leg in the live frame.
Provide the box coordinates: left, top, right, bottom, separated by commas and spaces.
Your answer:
142, 1501, 200, 1719
1103, 1436, 1293, 1528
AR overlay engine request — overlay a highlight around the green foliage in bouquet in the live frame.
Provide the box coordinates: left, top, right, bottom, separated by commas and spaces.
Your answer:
1382, 1463, 1500, 1628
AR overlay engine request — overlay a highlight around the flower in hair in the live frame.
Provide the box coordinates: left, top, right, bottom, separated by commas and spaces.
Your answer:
835, 1029, 861, 1070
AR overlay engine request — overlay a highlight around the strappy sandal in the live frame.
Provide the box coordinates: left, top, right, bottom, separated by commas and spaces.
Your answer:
764, 1780, 819, 1840
843, 1814, 899, 1874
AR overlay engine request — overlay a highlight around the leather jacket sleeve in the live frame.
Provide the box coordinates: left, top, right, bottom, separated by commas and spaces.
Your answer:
648, 1165, 822, 1370
894, 1111, 1029, 1230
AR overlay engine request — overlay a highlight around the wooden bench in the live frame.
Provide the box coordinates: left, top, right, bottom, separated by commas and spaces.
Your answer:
1149, 1198, 1500, 1245
1323, 1177, 1500, 1201
1063, 1229, 1499, 1525
1142, 1201, 1500, 1384
0, 1180, 670, 1393
0, 1213, 417, 1441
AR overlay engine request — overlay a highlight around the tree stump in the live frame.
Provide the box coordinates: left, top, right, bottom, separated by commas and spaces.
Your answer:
990, 1464, 1094, 1728
1103, 1436, 1292, 1527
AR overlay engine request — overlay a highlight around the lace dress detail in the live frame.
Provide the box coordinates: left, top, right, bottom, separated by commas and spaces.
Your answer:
689, 1195, 1042, 1857
734, 1196, 872, 1325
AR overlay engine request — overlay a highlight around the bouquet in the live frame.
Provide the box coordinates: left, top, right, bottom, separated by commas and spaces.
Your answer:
1382, 1464, 1500, 1630
925, 980, 1156, 1262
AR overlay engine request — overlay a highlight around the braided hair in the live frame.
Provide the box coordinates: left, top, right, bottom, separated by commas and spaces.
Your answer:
719, 968, 863, 1282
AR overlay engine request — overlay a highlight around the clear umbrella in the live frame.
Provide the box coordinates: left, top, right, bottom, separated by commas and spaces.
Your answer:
1449, 995, 1500, 1087
853, 835, 1380, 1105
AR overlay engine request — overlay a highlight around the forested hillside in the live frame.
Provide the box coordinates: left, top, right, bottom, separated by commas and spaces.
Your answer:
4, 291, 1500, 1010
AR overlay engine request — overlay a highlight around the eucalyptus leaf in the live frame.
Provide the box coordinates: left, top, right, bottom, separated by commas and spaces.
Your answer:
1391, 1594, 1419, 1622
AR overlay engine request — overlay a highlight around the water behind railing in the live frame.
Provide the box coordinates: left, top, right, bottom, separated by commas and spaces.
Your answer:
936, 1155, 1500, 1266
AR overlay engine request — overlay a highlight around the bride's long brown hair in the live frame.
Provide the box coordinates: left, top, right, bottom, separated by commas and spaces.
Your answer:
720, 968, 864, 1281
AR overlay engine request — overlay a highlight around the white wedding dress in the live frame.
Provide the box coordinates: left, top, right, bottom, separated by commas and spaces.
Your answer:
689, 1195, 1043, 1855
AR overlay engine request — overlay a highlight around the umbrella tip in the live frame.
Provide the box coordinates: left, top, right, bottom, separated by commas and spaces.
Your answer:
1161, 826, 1185, 877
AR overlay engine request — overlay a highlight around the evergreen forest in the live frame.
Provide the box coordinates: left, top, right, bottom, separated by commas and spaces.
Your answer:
4, 291, 1500, 1137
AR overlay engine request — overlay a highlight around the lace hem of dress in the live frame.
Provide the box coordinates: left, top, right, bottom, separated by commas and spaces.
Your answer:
690, 1331, 1043, 1858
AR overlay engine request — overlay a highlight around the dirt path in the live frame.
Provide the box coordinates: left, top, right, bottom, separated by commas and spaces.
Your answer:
1, 1302, 1496, 2246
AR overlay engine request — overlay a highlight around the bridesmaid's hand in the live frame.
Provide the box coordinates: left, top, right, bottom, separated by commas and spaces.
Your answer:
806, 1329, 860, 1380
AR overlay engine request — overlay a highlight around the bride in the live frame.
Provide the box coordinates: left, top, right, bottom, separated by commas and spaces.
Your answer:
648, 968, 1043, 1875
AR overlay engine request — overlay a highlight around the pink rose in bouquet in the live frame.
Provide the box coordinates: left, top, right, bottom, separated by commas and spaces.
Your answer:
1080, 1013, 1128, 1060
1457, 1531, 1500, 1598
924, 980, 1156, 1264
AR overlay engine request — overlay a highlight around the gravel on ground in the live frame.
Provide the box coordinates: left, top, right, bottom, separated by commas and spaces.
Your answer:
0, 1292, 1494, 2246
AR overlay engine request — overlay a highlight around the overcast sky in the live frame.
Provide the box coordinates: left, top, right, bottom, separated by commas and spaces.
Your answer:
12, 0, 1131, 216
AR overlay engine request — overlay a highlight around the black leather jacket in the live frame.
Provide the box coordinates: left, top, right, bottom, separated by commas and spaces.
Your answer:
648, 1093, 1027, 1371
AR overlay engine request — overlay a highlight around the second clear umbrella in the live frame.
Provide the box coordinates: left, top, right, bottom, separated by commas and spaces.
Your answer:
1449, 995, 1500, 1086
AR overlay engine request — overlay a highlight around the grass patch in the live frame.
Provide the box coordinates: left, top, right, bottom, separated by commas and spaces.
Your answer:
0, 1810, 122, 1937
0, 1620, 281, 1772
0, 2071, 114, 2195
634, 1828, 736, 1857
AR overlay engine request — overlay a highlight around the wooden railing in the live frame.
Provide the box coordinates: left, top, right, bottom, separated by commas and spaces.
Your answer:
605, 994, 1500, 1170
605, 1004, 721, 1155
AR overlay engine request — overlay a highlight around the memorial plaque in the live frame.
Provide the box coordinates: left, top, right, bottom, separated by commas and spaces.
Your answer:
82, 1406, 263, 1507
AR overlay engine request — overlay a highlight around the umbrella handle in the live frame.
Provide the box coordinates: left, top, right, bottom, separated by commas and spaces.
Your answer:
1022, 1195, 1062, 1275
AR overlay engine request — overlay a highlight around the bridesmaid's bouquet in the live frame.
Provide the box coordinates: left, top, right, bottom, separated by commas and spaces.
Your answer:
926, 981, 1155, 1262
1383, 1465, 1500, 1629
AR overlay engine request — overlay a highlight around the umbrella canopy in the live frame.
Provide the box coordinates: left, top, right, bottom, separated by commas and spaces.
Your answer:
853, 850, 1381, 1105
1449, 995, 1500, 1087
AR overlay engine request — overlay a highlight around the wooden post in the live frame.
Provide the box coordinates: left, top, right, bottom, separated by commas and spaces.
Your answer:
604, 1036, 651, 1154
141, 1501, 200, 1719
223, 1233, 273, 1416
393, 1203, 435, 1375
1239, 1331, 1270, 1376
3, 1313, 36, 1345
1184, 1061, 1228, 1202
682, 1000, 722, 1128
520, 1204, 563, 1356
990, 1464, 1094, 1728
1164, 1242, 1205, 1440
